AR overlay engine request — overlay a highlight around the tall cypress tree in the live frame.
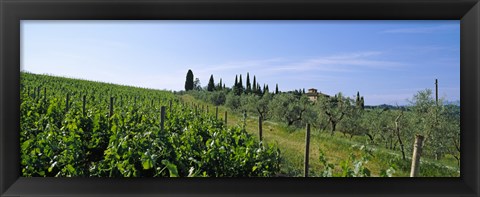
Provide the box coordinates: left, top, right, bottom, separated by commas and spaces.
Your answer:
207, 75, 215, 91
275, 83, 279, 94
257, 83, 262, 95
356, 91, 361, 107
253, 76, 257, 95
218, 78, 223, 90
239, 74, 244, 94
246, 72, 251, 94
360, 96, 365, 109
233, 75, 239, 95
234, 75, 238, 87
185, 69, 194, 91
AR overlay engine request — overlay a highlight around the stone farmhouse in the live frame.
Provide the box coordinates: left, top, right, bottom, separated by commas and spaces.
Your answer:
305, 88, 329, 102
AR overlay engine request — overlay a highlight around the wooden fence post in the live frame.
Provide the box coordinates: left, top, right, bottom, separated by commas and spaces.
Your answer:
410, 134, 424, 177
224, 111, 228, 125
258, 116, 263, 141
304, 123, 311, 177
160, 106, 166, 132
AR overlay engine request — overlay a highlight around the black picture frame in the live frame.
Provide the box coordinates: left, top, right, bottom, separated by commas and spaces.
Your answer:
1, 0, 479, 196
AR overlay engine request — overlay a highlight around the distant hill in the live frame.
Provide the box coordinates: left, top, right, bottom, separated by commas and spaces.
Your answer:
364, 104, 405, 110
365, 100, 460, 111
444, 100, 460, 106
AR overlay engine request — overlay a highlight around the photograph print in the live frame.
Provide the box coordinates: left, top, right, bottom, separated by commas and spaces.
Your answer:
20, 20, 460, 177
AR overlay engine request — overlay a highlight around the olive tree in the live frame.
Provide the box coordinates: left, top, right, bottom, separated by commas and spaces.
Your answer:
337, 105, 366, 139
225, 92, 241, 111
442, 104, 460, 166
315, 93, 352, 136
407, 89, 458, 160
269, 93, 311, 127
240, 92, 273, 121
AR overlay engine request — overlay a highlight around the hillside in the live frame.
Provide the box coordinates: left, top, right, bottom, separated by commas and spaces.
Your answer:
20, 72, 460, 177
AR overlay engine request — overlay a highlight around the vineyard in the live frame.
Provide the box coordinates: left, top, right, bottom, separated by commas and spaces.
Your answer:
20, 72, 281, 177
20, 72, 460, 177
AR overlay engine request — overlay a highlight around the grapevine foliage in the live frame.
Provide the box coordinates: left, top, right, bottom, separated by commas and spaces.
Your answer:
20, 72, 281, 177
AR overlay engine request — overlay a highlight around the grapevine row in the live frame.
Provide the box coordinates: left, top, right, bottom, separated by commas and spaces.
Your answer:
20, 72, 281, 177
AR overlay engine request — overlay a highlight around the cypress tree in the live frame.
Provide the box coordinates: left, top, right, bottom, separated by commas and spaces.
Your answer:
360, 96, 365, 109
246, 72, 251, 94
258, 83, 262, 95
207, 75, 215, 91
185, 69, 194, 91
253, 76, 257, 94
275, 84, 279, 94
233, 75, 239, 95
234, 75, 238, 88
239, 74, 244, 94
218, 78, 223, 90
356, 91, 361, 107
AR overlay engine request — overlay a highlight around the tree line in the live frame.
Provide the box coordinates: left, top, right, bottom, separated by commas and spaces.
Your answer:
184, 69, 284, 96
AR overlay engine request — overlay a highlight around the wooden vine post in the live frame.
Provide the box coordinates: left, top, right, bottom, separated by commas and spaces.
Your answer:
215, 106, 218, 120
410, 134, 424, 177
109, 97, 114, 118
43, 87, 47, 102
160, 106, 166, 132
37, 87, 40, 100
82, 95, 87, 117
435, 79, 438, 106
169, 99, 172, 114
65, 93, 70, 112
224, 111, 228, 125
258, 116, 263, 141
304, 123, 311, 177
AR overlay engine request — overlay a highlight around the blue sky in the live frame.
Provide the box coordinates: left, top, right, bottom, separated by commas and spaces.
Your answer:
21, 20, 459, 105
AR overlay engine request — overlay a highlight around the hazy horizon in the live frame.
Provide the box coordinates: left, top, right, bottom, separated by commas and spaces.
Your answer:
21, 20, 460, 105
